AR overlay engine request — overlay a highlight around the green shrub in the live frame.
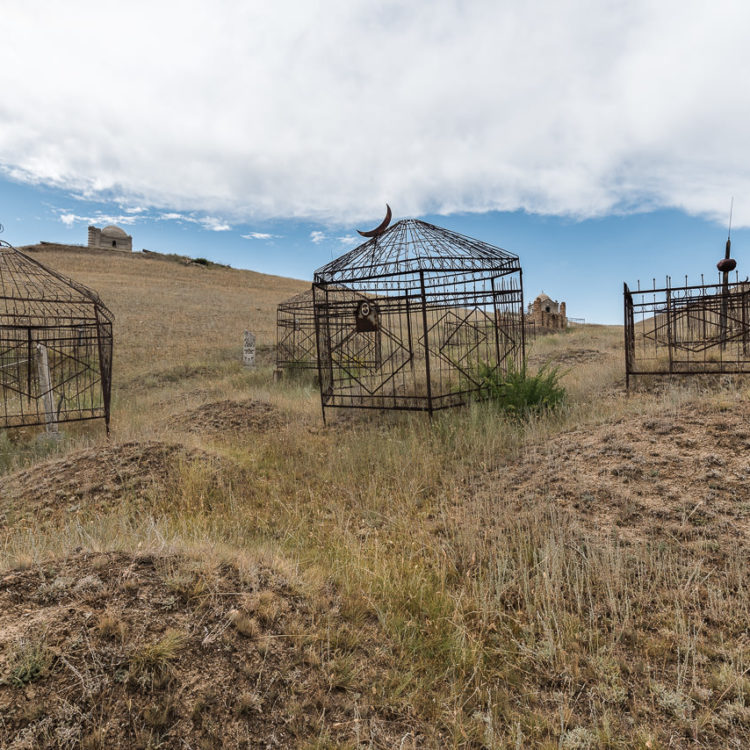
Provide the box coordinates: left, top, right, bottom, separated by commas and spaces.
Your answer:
476, 360, 567, 417
3, 636, 54, 686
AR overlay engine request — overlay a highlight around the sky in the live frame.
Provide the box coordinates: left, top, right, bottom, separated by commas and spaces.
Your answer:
1, 0, 750, 324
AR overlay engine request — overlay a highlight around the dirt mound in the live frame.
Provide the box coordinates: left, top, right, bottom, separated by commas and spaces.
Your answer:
529, 347, 605, 366
468, 400, 750, 552
0, 552, 418, 748
169, 400, 284, 436
0, 442, 219, 527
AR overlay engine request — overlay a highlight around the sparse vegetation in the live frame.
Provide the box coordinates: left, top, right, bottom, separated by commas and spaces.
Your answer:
132, 629, 188, 672
476, 359, 567, 416
2, 634, 54, 686
0, 249, 748, 747
229, 609, 261, 638
96, 612, 128, 641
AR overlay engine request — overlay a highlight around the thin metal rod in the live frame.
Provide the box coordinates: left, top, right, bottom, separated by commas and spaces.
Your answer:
519, 269, 526, 369
419, 270, 433, 418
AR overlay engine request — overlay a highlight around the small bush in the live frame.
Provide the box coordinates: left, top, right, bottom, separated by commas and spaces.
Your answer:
476, 360, 567, 416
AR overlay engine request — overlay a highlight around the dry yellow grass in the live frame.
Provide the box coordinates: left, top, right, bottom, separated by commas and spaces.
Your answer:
1, 248, 749, 748
28, 246, 308, 381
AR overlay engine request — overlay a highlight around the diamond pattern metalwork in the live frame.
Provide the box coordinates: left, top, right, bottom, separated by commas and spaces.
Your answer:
313, 219, 525, 417
0, 240, 113, 431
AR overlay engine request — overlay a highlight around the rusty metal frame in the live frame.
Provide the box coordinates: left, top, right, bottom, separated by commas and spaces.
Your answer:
276, 289, 317, 370
313, 219, 525, 419
624, 274, 750, 387
0, 239, 113, 432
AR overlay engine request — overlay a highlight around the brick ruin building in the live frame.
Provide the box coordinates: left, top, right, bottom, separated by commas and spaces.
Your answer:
88, 225, 133, 252
527, 293, 567, 329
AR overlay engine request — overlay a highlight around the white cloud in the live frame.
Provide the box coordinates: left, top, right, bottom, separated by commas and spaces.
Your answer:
158, 211, 230, 230
54, 209, 137, 227
200, 217, 231, 231
337, 235, 357, 246
241, 232, 276, 240
310, 231, 326, 244
2, 1, 750, 225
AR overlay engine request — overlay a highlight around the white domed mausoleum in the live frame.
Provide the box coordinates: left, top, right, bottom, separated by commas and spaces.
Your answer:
88, 225, 133, 252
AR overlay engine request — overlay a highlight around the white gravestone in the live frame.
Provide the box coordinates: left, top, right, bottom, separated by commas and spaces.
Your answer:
243, 331, 256, 368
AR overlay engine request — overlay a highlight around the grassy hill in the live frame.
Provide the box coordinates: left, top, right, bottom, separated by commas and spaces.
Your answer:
0, 248, 748, 748
22, 245, 309, 381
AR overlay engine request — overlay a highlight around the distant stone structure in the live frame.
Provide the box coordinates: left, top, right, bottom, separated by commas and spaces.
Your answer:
527, 293, 567, 329
88, 225, 133, 252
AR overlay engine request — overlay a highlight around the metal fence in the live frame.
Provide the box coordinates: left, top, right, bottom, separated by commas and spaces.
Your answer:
624, 275, 750, 387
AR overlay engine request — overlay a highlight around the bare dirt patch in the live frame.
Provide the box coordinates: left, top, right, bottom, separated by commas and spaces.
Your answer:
468, 399, 750, 553
169, 400, 285, 436
0, 442, 220, 527
529, 347, 605, 366
0, 552, 419, 749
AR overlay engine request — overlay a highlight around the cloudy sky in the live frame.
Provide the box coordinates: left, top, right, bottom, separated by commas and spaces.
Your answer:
1, 0, 750, 322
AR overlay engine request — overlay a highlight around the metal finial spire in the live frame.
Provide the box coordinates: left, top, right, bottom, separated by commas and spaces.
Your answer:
726, 196, 734, 258
728, 197, 734, 240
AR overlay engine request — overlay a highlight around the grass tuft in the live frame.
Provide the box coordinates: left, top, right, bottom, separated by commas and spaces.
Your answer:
477, 360, 567, 416
128, 629, 188, 689
229, 609, 261, 638
2, 634, 54, 686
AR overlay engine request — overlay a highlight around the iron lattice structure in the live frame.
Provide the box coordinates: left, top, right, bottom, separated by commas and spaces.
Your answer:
0, 240, 113, 431
276, 289, 317, 370
624, 274, 750, 386
313, 219, 525, 417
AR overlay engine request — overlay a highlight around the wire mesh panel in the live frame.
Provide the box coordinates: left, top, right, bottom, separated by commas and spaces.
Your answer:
0, 240, 114, 431
314, 219, 524, 417
624, 276, 750, 386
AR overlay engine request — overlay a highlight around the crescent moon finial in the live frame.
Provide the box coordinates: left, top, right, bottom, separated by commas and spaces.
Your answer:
357, 204, 392, 238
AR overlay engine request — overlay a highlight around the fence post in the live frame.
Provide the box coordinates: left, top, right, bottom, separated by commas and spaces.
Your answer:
36, 343, 58, 434
419, 270, 433, 418
665, 285, 674, 374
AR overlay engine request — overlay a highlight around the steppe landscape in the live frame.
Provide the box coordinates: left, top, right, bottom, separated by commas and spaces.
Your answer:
1, 247, 748, 749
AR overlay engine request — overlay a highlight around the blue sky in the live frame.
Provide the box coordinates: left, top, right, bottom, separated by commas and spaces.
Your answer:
2, 1, 749, 324
2, 174, 742, 325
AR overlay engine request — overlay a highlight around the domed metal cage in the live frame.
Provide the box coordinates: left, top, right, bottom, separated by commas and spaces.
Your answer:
313, 219, 525, 418
0, 240, 113, 432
